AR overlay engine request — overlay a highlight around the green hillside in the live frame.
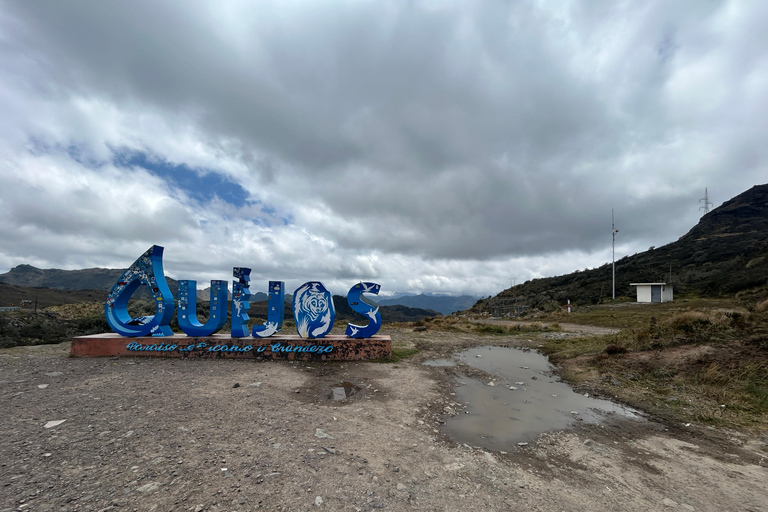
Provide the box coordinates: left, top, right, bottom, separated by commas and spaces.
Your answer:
473, 184, 768, 313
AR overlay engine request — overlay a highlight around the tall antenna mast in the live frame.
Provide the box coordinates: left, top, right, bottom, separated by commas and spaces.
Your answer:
699, 187, 712, 214
612, 209, 619, 300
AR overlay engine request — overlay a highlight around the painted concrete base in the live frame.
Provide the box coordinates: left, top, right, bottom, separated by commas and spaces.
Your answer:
70, 333, 392, 361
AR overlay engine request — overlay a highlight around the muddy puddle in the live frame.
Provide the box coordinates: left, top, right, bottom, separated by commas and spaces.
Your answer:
429, 346, 641, 451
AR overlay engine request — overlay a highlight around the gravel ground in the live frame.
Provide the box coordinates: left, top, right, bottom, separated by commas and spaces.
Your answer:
2, 329, 767, 512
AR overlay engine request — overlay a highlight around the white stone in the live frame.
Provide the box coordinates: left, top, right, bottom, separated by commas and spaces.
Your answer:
136, 482, 162, 493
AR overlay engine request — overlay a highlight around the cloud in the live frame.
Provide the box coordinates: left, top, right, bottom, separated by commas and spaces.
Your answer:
0, 0, 766, 296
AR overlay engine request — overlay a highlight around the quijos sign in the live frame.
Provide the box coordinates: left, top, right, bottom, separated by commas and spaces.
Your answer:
69, 246, 391, 360
105, 245, 382, 339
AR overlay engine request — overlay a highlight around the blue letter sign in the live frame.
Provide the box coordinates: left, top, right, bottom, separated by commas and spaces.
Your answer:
345, 282, 382, 338
177, 279, 228, 336
104, 246, 386, 341
230, 267, 251, 338
293, 282, 335, 338
104, 245, 174, 337
252, 281, 285, 338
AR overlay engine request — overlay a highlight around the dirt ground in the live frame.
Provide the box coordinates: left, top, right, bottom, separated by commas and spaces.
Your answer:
2, 327, 767, 512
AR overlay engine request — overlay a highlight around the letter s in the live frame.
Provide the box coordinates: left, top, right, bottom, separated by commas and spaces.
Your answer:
345, 282, 382, 338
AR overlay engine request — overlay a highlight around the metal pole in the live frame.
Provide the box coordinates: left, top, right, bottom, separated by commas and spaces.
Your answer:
612, 210, 618, 300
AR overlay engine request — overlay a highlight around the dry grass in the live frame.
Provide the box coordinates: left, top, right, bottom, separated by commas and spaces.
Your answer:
535, 297, 745, 329
590, 356, 768, 429
44, 302, 103, 319
518, 296, 768, 432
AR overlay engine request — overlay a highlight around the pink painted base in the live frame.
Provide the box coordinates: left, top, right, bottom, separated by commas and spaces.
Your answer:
70, 333, 392, 361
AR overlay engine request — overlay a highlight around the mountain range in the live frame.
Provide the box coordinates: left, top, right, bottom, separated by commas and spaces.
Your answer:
377, 294, 479, 315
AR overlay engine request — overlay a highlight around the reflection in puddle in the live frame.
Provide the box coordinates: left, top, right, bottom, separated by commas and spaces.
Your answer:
433, 346, 640, 451
331, 381, 361, 401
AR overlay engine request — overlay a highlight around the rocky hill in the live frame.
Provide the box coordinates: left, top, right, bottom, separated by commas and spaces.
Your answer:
473, 184, 768, 312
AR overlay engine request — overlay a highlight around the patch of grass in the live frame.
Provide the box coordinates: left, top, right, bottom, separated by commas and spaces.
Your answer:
473, 322, 559, 336
475, 325, 507, 335
370, 347, 419, 364
538, 333, 616, 361
391, 347, 419, 361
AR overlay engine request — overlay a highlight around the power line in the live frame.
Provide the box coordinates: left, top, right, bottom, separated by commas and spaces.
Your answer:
699, 187, 712, 214
612, 209, 619, 300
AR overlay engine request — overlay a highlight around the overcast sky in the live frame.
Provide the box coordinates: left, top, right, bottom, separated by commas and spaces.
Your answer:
0, 0, 766, 297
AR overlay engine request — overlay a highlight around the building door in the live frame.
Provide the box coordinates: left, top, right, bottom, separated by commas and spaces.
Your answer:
651, 285, 661, 303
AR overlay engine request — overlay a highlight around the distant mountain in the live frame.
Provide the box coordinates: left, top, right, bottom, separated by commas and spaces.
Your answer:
472, 184, 768, 312
376, 304, 441, 323
332, 296, 439, 322
0, 264, 179, 296
378, 294, 478, 315
0, 282, 107, 309
0, 264, 124, 291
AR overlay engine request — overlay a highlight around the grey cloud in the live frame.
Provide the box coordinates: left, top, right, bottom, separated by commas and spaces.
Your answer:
1, 0, 765, 294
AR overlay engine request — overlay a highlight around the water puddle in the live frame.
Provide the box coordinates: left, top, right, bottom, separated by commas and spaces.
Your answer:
432, 346, 641, 451
331, 381, 361, 401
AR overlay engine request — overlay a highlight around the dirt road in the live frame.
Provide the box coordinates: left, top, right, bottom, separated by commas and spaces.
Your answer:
470, 318, 621, 336
1, 329, 767, 511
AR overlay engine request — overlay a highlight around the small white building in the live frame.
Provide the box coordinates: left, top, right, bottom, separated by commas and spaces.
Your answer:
629, 283, 673, 303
